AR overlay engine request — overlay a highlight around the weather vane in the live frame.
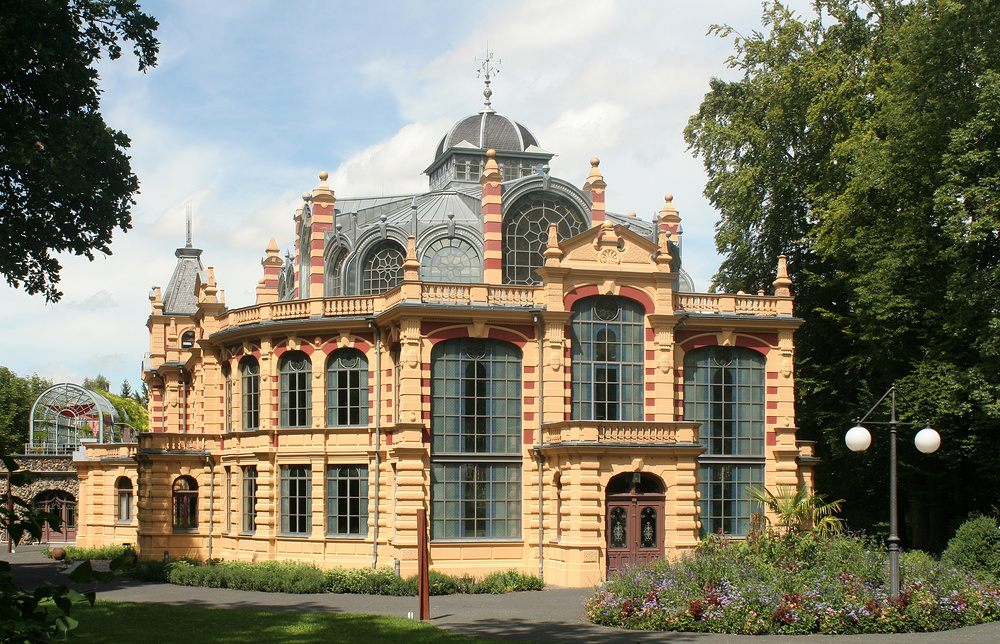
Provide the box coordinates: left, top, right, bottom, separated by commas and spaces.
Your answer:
476, 46, 500, 111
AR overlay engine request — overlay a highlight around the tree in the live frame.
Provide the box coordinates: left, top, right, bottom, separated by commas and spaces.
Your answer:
81, 374, 110, 393
749, 484, 844, 536
0, 368, 51, 455
686, 0, 1000, 550
0, 0, 158, 302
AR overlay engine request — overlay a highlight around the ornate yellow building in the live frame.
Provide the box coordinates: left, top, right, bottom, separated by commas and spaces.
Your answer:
75, 93, 814, 587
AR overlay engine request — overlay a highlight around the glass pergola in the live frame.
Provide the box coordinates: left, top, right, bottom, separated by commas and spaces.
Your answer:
28, 383, 135, 454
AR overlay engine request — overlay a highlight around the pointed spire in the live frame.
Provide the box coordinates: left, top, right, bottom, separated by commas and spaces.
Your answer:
403, 235, 421, 280
773, 254, 793, 296
185, 203, 193, 248
543, 223, 562, 266
655, 230, 674, 271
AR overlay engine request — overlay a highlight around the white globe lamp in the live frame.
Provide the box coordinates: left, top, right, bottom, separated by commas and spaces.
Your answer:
845, 425, 872, 452
914, 426, 941, 454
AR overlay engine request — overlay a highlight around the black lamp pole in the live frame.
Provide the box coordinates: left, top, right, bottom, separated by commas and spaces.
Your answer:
845, 384, 940, 599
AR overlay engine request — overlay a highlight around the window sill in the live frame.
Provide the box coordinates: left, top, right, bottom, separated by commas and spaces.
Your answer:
238, 531, 256, 537
430, 538, 523, 544
277, 533, 312, 538
325, 534, 369, 540
172, 528, 198, 534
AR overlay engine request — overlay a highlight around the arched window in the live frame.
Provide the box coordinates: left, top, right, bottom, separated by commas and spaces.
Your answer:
222, 362, 232, 432
298, 222, 312, 298
240, 357, 260, 431
280, 351, 312, 428
361, 240, 405, 295
420, 238, 480, 283
181, 331, 195, 349
684, 346, 765, 536
430, 338, 521, 539
327, 349, 368, 426
116, 476, 133, 522
325, 247, 347, 297
503, 192, 587, 285
172, 476, 198, 530
570, 296, 645, 421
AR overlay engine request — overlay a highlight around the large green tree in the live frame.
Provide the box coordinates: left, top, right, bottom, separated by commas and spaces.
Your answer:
686, 0, 1000, 550
0, 367, 51, 455
0, 0, 158, 301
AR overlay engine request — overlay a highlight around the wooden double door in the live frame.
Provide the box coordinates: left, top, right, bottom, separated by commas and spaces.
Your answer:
606, 473, 664, 574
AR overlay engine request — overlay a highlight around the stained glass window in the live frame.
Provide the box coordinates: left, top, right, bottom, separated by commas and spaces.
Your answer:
361, 241, 404, 295
421, 238, 480, 283
502, 193, 587, 285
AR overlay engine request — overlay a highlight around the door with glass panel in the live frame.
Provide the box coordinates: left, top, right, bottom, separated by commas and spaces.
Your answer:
606, 472, 664, 574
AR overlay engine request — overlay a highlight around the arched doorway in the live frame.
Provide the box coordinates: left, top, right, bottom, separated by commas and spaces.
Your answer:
606, 472, 664, 574
33, 490, 77, 542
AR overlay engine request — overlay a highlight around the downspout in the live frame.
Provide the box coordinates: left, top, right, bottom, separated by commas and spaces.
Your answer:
205, 455, 214, 561
368, 318, 382, 569
534, 311, 544, 579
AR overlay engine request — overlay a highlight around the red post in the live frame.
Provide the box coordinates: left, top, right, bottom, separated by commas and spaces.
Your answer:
417, 508, 429, 620
7, 471, 13, 553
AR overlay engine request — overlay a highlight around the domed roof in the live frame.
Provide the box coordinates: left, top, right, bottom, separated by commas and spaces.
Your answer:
434, 109, 540, 161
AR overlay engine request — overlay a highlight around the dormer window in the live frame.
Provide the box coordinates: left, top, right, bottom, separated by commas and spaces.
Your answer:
454, 156, 482, 181
181, 331, 195, 349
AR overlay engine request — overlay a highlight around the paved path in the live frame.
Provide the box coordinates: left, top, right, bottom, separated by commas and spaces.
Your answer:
6, 545, 1000, 643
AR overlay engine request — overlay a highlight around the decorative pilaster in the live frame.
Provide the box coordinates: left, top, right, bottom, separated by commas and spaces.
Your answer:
582, 157, 606, 225
256, 239, 283, 304
308, 171, 336, 298
480, 149, 503, 283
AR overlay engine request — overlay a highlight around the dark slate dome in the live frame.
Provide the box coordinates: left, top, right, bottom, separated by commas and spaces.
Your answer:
434, 110, 540, 161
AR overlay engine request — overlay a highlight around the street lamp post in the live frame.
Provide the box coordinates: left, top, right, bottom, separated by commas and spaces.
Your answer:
845, 384, 940, 599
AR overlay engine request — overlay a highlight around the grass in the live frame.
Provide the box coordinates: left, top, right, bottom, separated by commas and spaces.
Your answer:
73, 601, 512, 644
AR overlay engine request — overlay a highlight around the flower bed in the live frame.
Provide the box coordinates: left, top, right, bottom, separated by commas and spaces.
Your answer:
586, 532, 1000, 634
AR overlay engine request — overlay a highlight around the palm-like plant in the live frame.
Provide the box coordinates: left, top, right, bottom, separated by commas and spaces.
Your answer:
748, 483, 845, 536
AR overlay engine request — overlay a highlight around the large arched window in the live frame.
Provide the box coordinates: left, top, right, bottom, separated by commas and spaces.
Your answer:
240, 357, 260, 431
172, 476, 198, 530
280, 351, 312, 428
420, 238, 480, 283
684, 346, 765, 536
298, 222, 311, 298
361, 240, 405, 295
222, 362, 232, 432
502, 192, 587, 285
326, 349, 368, 426
325, 247, 347, 297
430, 338, 521, 539
116, 476, 134, 522
571, 296, 645, 421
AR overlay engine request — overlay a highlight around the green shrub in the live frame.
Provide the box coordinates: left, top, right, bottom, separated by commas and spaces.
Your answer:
128, 559, 170, 582
48, 544, 130, 561
587, 530, 1000, 635
167, 560, 327, 593
472, 569, 545, 593
942, 515, 1000, 581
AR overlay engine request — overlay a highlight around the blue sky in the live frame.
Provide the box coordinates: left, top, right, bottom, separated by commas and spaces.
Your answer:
0, 0, 816, 393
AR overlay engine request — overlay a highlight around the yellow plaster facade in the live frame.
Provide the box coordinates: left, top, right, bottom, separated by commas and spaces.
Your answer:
75, 105, 813, 588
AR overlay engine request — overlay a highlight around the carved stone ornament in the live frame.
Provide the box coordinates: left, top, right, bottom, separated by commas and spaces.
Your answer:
599, 248, 621, 265
548, 350, 562, 371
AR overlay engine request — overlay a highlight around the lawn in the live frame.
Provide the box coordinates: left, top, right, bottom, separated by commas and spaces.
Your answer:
73, 601, 512, 644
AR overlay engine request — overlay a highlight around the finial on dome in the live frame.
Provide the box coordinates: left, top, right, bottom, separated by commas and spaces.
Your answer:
476, 47, 501, 113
